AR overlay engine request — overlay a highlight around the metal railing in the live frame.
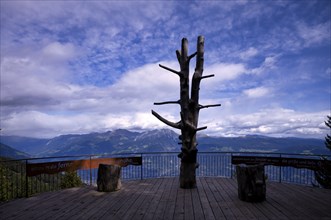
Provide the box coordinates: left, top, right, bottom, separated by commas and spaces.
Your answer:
1, 152, 329, 202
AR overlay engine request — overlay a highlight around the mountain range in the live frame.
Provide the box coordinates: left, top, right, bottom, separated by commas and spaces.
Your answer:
0, 142, 30, 159
0, 129, 329, 159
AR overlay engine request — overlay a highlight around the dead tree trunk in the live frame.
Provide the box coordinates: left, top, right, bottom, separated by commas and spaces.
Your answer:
97, 164, 122, 192
152, 36, 220, 188
236, 164, 266, 202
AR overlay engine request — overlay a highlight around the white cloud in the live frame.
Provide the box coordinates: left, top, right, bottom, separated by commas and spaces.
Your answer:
1, 111, 103, 138
2, 56, 328, 139
0, 61, 181, 137
243, 86, 270, 98
326, 67, 331, 75
111, 61, 179, 101
239, 47, 258, 60
42, 42, 76, 62
1, 56, 72, 107
250, 56, 278, 75
205, 63, 247, 84
201, 108, 329, 138
1, 57, 329, 139
297, 21, 331, 46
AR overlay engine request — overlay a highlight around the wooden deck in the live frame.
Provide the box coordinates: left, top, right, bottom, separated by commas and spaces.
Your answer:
1, 177, 330, 220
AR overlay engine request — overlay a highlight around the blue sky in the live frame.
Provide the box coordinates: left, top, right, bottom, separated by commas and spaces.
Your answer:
0, 0, 330, 138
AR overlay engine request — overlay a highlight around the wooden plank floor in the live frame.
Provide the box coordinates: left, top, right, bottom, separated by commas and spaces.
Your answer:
1, 177, 331, 220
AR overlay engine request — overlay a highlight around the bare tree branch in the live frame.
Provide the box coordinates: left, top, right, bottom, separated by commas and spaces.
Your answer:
159, 64, 182, 76
188, 52, 197, 61
198, 104, 221, 110
200, 74, 214, 80
196, 126, 207, 131
184, 119, 207, 132
151, 110, 182, 129
176, 50, 181, 63
154, 100, 180, 105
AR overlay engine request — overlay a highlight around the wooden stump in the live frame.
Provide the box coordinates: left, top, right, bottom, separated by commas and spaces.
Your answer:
236, 164, 266, 202
97, 164, 121, 192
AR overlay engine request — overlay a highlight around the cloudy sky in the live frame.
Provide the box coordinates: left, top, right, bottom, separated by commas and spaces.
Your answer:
0, 0, 330, 138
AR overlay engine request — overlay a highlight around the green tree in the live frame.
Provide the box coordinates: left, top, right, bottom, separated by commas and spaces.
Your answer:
60, 171, 82, 189
315, 115, 331, 189
0, 163, 11, 201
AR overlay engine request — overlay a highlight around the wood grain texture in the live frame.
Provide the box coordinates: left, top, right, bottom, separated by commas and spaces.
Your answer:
1, 177, 330, 220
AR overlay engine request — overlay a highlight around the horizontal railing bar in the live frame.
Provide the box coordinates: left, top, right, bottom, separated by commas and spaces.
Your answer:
1, 152, 330, 163
0, 152, 178, 163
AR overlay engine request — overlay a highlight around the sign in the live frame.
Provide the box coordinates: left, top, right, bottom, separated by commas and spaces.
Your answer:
26, 156, 142, 176
231, 156, 330, 170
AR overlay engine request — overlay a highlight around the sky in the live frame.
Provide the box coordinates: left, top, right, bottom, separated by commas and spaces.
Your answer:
0, 0, 330, 139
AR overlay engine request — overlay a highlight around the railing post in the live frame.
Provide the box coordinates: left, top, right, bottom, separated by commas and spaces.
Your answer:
279, 154, 282, 183
90, 155, 92, 186
230, 153, 233, 178
25, 160, 29, 197
141, 153, 143, 180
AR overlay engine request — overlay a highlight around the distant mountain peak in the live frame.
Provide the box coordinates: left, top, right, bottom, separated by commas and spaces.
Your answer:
0, 128, 327, 157
0, 142, 30, 159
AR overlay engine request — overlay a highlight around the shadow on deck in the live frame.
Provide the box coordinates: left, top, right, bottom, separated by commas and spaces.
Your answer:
1, 177, 330, 220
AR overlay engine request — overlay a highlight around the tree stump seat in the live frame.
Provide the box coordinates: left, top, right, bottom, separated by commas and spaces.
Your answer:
97, 164, 121, 192
236, 164, 266, 202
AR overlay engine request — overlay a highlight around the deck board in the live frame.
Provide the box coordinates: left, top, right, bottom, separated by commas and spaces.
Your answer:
214, 178, 249, 219
142, 177, 167, 220
196, 178, 216, 220
223, 178, 260, 219
162, 177, 178, 220
268, 182, 319, 219
200, 177, 227, 219
1, 177, 331, 220
190, 183, 204, 220
222, 178, 269, 219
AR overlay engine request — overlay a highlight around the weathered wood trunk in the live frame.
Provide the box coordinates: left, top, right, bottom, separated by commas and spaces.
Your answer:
236, 164, 266, 202
97, 164, 121, 192
151, 36, 220, 189
180, 162, 198, 188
